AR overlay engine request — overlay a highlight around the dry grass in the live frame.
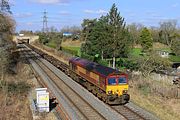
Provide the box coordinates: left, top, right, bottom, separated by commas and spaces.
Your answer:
129, 76, 180, 120
31, 39, 81, 65
133, 42, 168, 49
153, 42, 169, 49
61, 39, 82, 47
0, 63, 33, 120
36, 112, 57, 120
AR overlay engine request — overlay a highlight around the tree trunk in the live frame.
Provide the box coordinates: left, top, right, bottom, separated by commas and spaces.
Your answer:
109, 60, 111, 67
101, 50, 104, 60
112, 56, 116, 69
0, 67, 3, 88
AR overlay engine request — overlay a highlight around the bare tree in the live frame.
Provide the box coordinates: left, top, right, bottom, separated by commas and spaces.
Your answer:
61, 25, 81, 34
0, 0, 11, 14
159, 20, 177, 47
0, 10, 15, 88
150, 26, 160, 43
127, 23, 144, 45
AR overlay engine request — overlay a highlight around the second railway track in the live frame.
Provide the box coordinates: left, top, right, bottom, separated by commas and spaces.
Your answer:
112, 105, 145, 120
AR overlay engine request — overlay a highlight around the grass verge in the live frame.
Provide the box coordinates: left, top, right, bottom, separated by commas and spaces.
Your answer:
129, 77, 180, 120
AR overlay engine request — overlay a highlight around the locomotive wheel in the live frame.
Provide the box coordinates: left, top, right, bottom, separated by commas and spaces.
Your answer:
86, 82, 92, 92
101, 93, 106, 102
92, 86, 97, 96
97, 92, 102, 100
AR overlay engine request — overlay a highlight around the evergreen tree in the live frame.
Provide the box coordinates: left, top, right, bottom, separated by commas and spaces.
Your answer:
171, 33, 180, 56
81, 19, 97, 55
81, 4, 132, 68
107, 3, 132, 68
140, 27, 153, 53
81, 16, 110, 59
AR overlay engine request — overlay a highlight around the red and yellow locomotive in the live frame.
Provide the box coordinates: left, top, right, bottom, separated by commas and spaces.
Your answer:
69, 57, 130, 105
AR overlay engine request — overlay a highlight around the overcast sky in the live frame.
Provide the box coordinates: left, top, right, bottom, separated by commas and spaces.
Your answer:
10, 0, 180, 32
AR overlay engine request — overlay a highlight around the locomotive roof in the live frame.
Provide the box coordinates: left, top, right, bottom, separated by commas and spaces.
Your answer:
69, 57, 120, 77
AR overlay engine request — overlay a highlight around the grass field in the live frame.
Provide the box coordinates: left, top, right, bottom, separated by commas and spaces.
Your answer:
63, 46, 80, 51
46, 41, 56, 48
169, 55, 180, 62
62, 46, 81, 56
130, 48, 142, 56
45, 40, 180, 62
129, 77, 180, 120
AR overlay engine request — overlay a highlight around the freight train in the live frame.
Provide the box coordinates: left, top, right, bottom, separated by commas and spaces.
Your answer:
27, 44, 130, 105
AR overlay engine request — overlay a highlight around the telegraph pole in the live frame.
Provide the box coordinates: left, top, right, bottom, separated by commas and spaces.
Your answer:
42, 10, 48, 33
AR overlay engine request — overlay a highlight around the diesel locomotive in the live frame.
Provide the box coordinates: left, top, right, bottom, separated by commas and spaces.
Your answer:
69, 57, 130, 104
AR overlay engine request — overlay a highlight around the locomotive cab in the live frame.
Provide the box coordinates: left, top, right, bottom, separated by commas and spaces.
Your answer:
106, 74, 130, 104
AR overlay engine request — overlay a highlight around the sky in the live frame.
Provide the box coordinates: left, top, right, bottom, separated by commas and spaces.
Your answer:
10, 0, 180, 32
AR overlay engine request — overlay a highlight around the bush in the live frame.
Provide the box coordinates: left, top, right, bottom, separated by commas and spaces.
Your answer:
116, 58, 139, 71
81, 53, 94, 61
46, 42, 56, 49
169, 55, 180, 62
97, 59, 108, 66
8, 81, 31, 94
61, 47, 78, 56
38, 34, 49, 44
138, 82, 151, 96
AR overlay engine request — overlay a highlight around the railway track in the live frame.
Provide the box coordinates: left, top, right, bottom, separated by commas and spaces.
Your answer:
19, 49, 68, 120
22, 44, 159, 120
36, 57, 106, 120
112, 105, 145, 120
22, 44, 106, 120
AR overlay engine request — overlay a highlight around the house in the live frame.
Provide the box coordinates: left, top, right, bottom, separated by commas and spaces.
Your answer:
63, 32, 72, 37
19, 33, 24, 37
157, 50, 169, 58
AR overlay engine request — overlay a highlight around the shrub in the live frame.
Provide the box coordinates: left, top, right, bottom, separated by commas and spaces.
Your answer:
169, 55, 180, 62
97, 59, 108, 66
8, 81, 31, 94
81, 53, 94, 61
46, 42, 56, 49
116, 58, 139, 71
61, 47, 78, 56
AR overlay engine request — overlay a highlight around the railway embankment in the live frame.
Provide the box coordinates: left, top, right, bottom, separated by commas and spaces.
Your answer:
0, 49, 33, 119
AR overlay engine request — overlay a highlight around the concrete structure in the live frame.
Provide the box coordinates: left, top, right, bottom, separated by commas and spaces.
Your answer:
13, 35, 39, 44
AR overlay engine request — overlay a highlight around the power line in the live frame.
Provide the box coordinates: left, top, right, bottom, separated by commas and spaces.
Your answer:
42, 9, 48, 33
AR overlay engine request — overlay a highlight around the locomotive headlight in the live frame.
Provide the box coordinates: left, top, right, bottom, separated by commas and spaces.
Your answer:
123, 90, 127, 94
108, 90, 112, 94
116, 90, 119, 94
